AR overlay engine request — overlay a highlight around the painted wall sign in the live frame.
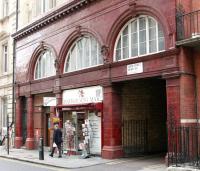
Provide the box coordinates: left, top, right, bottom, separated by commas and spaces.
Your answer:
43, 97, 57, 106
127, 62, 143, 75
62, 86, 103, 105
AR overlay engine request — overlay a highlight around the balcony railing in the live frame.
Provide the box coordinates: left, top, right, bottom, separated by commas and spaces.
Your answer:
176, 10, 200, 41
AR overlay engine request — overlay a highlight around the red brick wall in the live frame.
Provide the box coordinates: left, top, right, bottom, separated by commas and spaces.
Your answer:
121, 79, 167, 153
193, 51, 200, 119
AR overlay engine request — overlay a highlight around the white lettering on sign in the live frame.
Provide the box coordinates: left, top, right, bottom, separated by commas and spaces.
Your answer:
43, 97, 57, 106
127, 62, 143, 75
62, 86, 103, 105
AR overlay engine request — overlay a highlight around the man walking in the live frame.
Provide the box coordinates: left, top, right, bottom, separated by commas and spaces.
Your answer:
49, 123, 62, 158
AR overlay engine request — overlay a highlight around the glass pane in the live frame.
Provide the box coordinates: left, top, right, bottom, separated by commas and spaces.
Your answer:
139, 42, 146, 55
123, 47, 129, 59
139, 17, 146, 30
131, 44, 138, 57
83, 38, 90, 68
123, 35, 129, 48
131, 21, 137, 33
149, 27, 156, 40
139, 30, 146, 42
158, 37, 165, 51
91, 38, 97, 66
116, 37, 121, 49
71, 45, 76, 71
123, 26, 128, 36
149, 40, 157, 53
77, 41, 83, 70
131, 33, 138, 57
148, 18, 156, 28
65, 54, 70, 72
116, 49, 121, 61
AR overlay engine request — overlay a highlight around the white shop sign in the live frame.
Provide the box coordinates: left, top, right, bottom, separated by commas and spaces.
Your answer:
43, 97, 57, 106
88, 112, 101, 154
127, 62, 143, 75
62, 86, 103, 105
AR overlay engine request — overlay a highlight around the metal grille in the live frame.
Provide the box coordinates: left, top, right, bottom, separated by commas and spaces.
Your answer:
168, 125, 200, 169
176, 10, 200, 41
122, 119, 148, 157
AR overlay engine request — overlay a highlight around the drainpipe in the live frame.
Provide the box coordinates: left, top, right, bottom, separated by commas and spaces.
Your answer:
12, 0, 19, 132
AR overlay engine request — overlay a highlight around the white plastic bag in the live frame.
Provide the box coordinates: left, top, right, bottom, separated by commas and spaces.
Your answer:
53, 142, 57, 148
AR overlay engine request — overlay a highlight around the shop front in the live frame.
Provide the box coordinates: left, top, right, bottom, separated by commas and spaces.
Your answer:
56, 86, 103, 156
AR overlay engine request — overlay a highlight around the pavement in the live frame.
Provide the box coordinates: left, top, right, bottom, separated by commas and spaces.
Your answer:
0, 146, 113, 169
0, 146, 197, 171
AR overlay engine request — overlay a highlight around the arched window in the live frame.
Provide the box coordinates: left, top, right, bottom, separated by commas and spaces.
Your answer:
114, 15, 165, 61
34, 50, 56, 79
64, 35, 102, 73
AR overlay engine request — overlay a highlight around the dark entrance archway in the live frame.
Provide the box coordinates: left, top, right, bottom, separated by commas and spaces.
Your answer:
121, 78, 167, 157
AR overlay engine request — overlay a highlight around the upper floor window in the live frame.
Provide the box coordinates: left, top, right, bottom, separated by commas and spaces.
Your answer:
114, 15, 165, 61
34, 50, 56, 80
2, 44, 8, 73
2, 0, 8, 17
64, 35, 103, 73
36, 0, 56, 16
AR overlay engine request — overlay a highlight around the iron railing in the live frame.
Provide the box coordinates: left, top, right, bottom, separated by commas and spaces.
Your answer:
168, 125, 200, 169
176, 10, 200, 41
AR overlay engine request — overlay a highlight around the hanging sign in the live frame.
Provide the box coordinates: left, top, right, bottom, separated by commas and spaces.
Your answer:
127, 62, 143, 75
43, 97, 56, 106
62, 86, 103, 105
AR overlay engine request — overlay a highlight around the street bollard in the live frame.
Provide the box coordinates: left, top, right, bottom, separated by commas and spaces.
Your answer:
39, 137, 44, 160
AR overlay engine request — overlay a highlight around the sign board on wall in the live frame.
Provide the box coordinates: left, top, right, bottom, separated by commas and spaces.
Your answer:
88, 112, 101, 155
127, 62, 143, 75
43, 97, 57, 106
62, 86, 103, 105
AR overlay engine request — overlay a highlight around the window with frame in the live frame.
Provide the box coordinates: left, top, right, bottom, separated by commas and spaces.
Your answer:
36, 0, 56, 16
1, 97, 7, 127
2, 0, 8, 17
64, 36, 103, 73
34, 50, 56, 80
2, 44, 8, 73
114, 15, 165, 61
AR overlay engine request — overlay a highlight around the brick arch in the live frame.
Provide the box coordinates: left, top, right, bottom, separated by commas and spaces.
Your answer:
58, 27, 104, 74
27, 42, 58, 81
106, 5, 174, 62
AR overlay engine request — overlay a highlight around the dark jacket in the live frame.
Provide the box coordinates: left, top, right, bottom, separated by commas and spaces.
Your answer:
53, 128, 63, 145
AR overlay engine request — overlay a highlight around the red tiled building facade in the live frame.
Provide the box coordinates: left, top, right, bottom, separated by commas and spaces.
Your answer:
13, 0, 200, 159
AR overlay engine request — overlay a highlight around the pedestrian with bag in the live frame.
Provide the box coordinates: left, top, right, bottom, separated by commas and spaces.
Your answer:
49, 122, 63, 158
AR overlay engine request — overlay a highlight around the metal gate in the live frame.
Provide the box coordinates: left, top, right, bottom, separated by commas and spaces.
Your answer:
122, 119, 148, 157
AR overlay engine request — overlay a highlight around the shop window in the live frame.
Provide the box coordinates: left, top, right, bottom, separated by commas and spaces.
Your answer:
34, 50, 56, 80
114, 15, 165, 61
64, 36, 103, 73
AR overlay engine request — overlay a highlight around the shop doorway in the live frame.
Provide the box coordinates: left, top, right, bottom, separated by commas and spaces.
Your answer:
62, 110, 101, 155
121, 78, 167, 157
44, 113, 50, 146
22, 97, 27, 145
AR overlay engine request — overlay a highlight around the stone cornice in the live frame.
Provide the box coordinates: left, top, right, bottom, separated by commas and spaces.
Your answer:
12, 0, 99, 40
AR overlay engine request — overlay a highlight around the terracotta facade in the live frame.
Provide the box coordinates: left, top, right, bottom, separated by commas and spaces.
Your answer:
13, 0, 200, 159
